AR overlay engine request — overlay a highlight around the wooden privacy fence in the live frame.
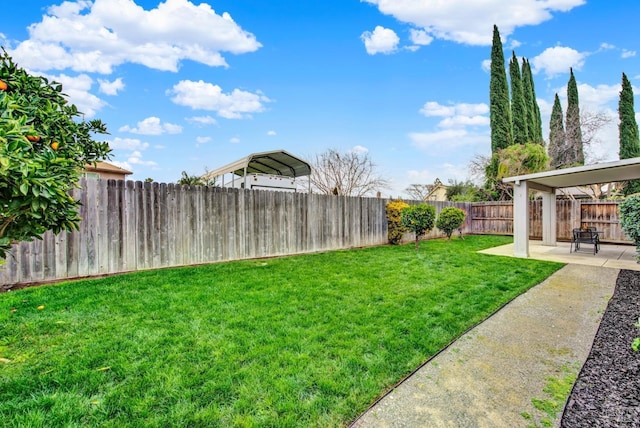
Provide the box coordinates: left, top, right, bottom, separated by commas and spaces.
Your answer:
1, 179, 396, 286
0, 178, 630, 287
469, 200, 630, 243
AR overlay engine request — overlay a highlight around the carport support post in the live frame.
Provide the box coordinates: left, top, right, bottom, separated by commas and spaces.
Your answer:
513, 180, 530, 258
541, 190, 557, 246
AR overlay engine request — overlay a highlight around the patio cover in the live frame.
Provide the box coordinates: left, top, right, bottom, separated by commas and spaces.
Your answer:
502, 157, 640, 258
203, 150, 311, 180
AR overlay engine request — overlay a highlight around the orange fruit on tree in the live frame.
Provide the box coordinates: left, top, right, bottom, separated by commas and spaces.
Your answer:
0, 80, 7, 91
27, 135, 41, 142
50, 141, 59, 150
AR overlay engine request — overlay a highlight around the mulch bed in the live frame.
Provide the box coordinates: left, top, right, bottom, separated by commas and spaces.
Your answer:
561, 269, 640, 427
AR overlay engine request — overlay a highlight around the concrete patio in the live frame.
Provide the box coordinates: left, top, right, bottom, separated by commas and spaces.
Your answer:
479, 239, 640, 271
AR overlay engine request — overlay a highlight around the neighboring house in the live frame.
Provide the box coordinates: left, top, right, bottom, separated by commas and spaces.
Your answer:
83, 161, 132, 180
424, 178, 448, 201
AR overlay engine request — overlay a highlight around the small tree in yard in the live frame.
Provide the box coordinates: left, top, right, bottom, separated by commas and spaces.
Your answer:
436, 207, 466, 240
401, 203, 435, 249
0, 50, 110, 260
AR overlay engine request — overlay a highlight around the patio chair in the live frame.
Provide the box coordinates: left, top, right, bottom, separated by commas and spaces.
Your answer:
571, 229, 600, 254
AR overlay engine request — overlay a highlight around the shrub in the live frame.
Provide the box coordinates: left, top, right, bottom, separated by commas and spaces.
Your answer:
619, 195, 640, 260
385, 199, 409, 245
401, 203, 436, 249
436, 207, 466, 240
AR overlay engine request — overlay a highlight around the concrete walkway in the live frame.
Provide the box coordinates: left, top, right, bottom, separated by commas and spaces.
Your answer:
479, 240, 640, 271
351, 255, 622, 427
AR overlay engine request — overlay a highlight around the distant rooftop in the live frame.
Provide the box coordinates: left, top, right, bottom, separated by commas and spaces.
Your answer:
84, 161, 133, 176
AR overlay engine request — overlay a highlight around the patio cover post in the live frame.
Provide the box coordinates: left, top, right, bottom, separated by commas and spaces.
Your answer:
541, 191, 557, 246
513, 180, 530, 258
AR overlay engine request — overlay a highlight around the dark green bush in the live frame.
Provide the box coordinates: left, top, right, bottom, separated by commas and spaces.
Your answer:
401, 204, 436, 249
436, 207, 467, 240
619, 195, 640, 258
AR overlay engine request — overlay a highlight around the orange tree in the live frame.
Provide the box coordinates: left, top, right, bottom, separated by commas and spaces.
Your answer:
0, 50, 111, 259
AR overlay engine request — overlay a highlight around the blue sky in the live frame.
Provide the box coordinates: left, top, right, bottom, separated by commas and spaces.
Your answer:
1, 0, 638, 196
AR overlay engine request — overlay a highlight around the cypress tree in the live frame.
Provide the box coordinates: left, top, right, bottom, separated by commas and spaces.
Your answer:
548, 93, 566, 168
489, 25, 512, 153
618, 72, 640, 194
522, 59, 543, 143
509, 51, 528, 145
565, 68, 584, 165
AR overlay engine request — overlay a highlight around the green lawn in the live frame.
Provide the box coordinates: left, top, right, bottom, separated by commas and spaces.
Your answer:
0, 235, 563, 427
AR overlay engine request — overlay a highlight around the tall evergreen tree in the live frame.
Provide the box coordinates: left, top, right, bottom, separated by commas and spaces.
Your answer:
565, 68, 584, 165
509, 51, 528, 145
548, 93, 567, 168
522, 59, 543, 144
489, 25, 512, 153
618, 72, 640, 195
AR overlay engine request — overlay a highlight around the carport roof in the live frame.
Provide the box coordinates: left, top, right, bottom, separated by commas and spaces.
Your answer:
203, 150, 312, 179
502, 157, 640, 191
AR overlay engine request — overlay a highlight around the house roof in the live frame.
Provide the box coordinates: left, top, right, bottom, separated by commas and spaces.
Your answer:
502, 157, 640, 191
85, 161, 133, 175
203, 150, 312, 179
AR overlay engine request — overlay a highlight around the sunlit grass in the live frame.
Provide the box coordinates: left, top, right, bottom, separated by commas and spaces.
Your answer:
0, 235, 562, 427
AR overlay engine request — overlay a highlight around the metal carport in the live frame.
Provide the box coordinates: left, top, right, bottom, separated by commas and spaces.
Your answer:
202, 150, 312, 192
502, 157, 640, 258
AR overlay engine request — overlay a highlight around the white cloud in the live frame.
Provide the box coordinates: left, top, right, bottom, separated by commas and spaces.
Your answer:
9, 0, 261, 74
351, 145, 369, 154
531, 46, 587, 77
109, 159, 134, 172
409, 129, 488, 151
108, 137, 149, 151
119, 117, 183, 135
186, 115, 218, 126
456, 103, 490, 116
419, 102, 489, 128
481, 59, 491, 73
438, 115, 490, 128
267, 130, 277, 136
127, 150, 157, 166
196, 136, 211, 145
574, 83, 620, 109
98, 77, 124, 95
409, 29, 432, 46
507, 39, 522, 50
420, 101, 454, 117
39, 72, 106, 117
169, 80, 271, 119
361, 26, 399, 55
230, 137, 240, 143
622, 49, 637, 59
362, 0, 585, 45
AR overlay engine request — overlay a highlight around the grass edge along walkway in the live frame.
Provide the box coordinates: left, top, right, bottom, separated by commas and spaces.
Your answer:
0, 235, 563, 427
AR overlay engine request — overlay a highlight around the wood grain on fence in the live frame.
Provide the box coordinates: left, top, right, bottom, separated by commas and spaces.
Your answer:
1, 179, 390, 286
